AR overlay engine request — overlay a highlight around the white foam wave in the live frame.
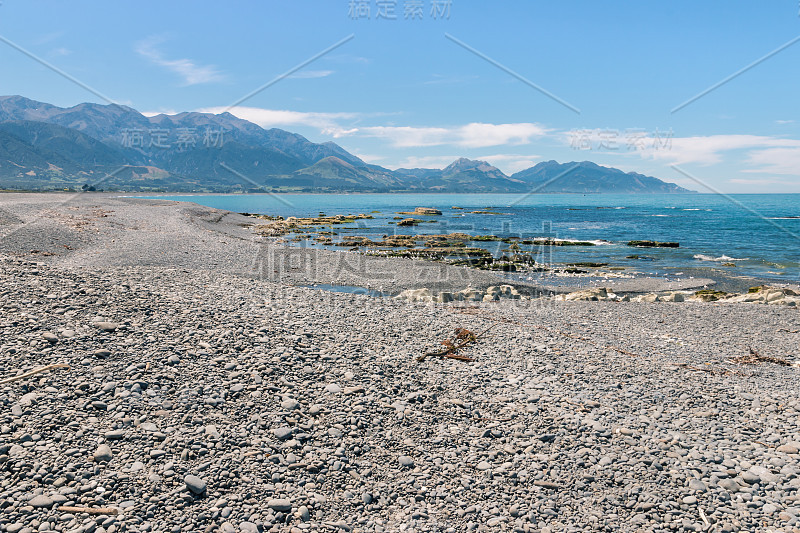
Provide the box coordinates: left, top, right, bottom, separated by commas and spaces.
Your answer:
693, 254, 749, 262
533, 237, 614, 246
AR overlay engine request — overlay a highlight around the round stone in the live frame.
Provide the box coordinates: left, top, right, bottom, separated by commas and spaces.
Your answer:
184, 475, 207, 494
93, 443, 113, 462
268, 498, 292, 512
398, 455, 414, 468
280, 398, 300, 410
29, 495, 54, 508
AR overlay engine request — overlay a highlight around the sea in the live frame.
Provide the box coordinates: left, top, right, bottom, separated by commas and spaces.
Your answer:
149, 193, 800, 289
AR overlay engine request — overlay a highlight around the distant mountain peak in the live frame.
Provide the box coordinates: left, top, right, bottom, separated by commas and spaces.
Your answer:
441, 157, 510, 182
309, 155, 355, 169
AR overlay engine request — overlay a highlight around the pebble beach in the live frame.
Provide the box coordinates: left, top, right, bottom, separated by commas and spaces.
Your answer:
2, 193, 800, 533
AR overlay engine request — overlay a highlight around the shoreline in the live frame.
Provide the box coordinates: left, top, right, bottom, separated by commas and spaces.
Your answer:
1, 191, 794, 295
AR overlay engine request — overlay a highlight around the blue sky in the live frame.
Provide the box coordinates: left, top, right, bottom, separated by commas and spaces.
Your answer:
1, 1, 799, 191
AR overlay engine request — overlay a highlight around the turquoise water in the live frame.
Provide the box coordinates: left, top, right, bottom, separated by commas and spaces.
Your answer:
149, 193, 800, 284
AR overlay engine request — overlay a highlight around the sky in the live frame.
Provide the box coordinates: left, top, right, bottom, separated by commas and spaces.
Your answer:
0, 1, 799, 192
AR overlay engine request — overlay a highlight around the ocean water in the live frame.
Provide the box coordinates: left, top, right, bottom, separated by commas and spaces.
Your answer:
150, 193, 800, 286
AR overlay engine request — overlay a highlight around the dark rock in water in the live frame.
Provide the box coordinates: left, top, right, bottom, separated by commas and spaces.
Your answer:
397, 218, 420, 226
627, 240, 679, 248
569, 262, 609, 268
413, 207, 442, 215
694, 289, 728, 302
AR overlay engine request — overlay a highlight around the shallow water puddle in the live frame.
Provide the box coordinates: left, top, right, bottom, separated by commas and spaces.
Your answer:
303, 283, 393, 298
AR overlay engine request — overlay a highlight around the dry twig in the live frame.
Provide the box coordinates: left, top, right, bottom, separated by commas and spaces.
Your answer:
57, 505, 118, 515
417, 324, 496, 363
671, 362, 733, 376
729, 346, 793, 367
0, 364, 70, 385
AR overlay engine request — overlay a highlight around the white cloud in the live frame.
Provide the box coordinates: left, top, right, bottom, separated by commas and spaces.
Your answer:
349, 153, 385, 164
743, 147, 800, 176
360, 122, 549, 148
776, 120, 795, 125
49, 47, 72, 57
33, 31, 64, 46
642, 135, 800, 166
136, 37, 224, 86
423, 74, 479, 85
288, 70, 334, 79
562, 129, 800, 176
141, 109, 178, 117
478, 154, 541, 174
730, 178, 798, 186
199, 106, 360, 137
390, 155, 462, 169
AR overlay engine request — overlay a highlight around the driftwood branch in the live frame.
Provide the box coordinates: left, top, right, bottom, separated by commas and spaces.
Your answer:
417, 324, 497, 363
671, 362, 733, 375
57, 505, 118, 515
0, 364, 70, 385
729, 346, 795, 367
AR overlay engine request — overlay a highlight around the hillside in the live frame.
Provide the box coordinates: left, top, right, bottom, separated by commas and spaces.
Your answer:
512, 160, 692, 194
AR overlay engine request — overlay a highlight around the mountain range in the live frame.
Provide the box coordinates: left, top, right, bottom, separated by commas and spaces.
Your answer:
0, 96, 693, 193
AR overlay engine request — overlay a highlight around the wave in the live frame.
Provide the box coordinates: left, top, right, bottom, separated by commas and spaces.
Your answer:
682, 208, 700, 211
693, 254, 749, 262
651, 214, 669, 217
767, 216, 800, 220
536, 237, 614, 246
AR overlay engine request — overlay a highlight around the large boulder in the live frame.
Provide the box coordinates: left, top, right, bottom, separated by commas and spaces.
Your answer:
458, 288, 484, 301
435, 292, 455, 303
395, 288, 434, 302
563, 287, 609, 301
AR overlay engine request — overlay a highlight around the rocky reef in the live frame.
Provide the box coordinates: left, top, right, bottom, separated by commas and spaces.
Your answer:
395, 284, 800, 307
396, 207, 443, 216
395, 285, 523, 303
627, 240, 680, 248
557, 285, 799, 306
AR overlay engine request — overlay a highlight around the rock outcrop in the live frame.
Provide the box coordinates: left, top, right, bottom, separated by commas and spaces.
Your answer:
396, 285, 523, 303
